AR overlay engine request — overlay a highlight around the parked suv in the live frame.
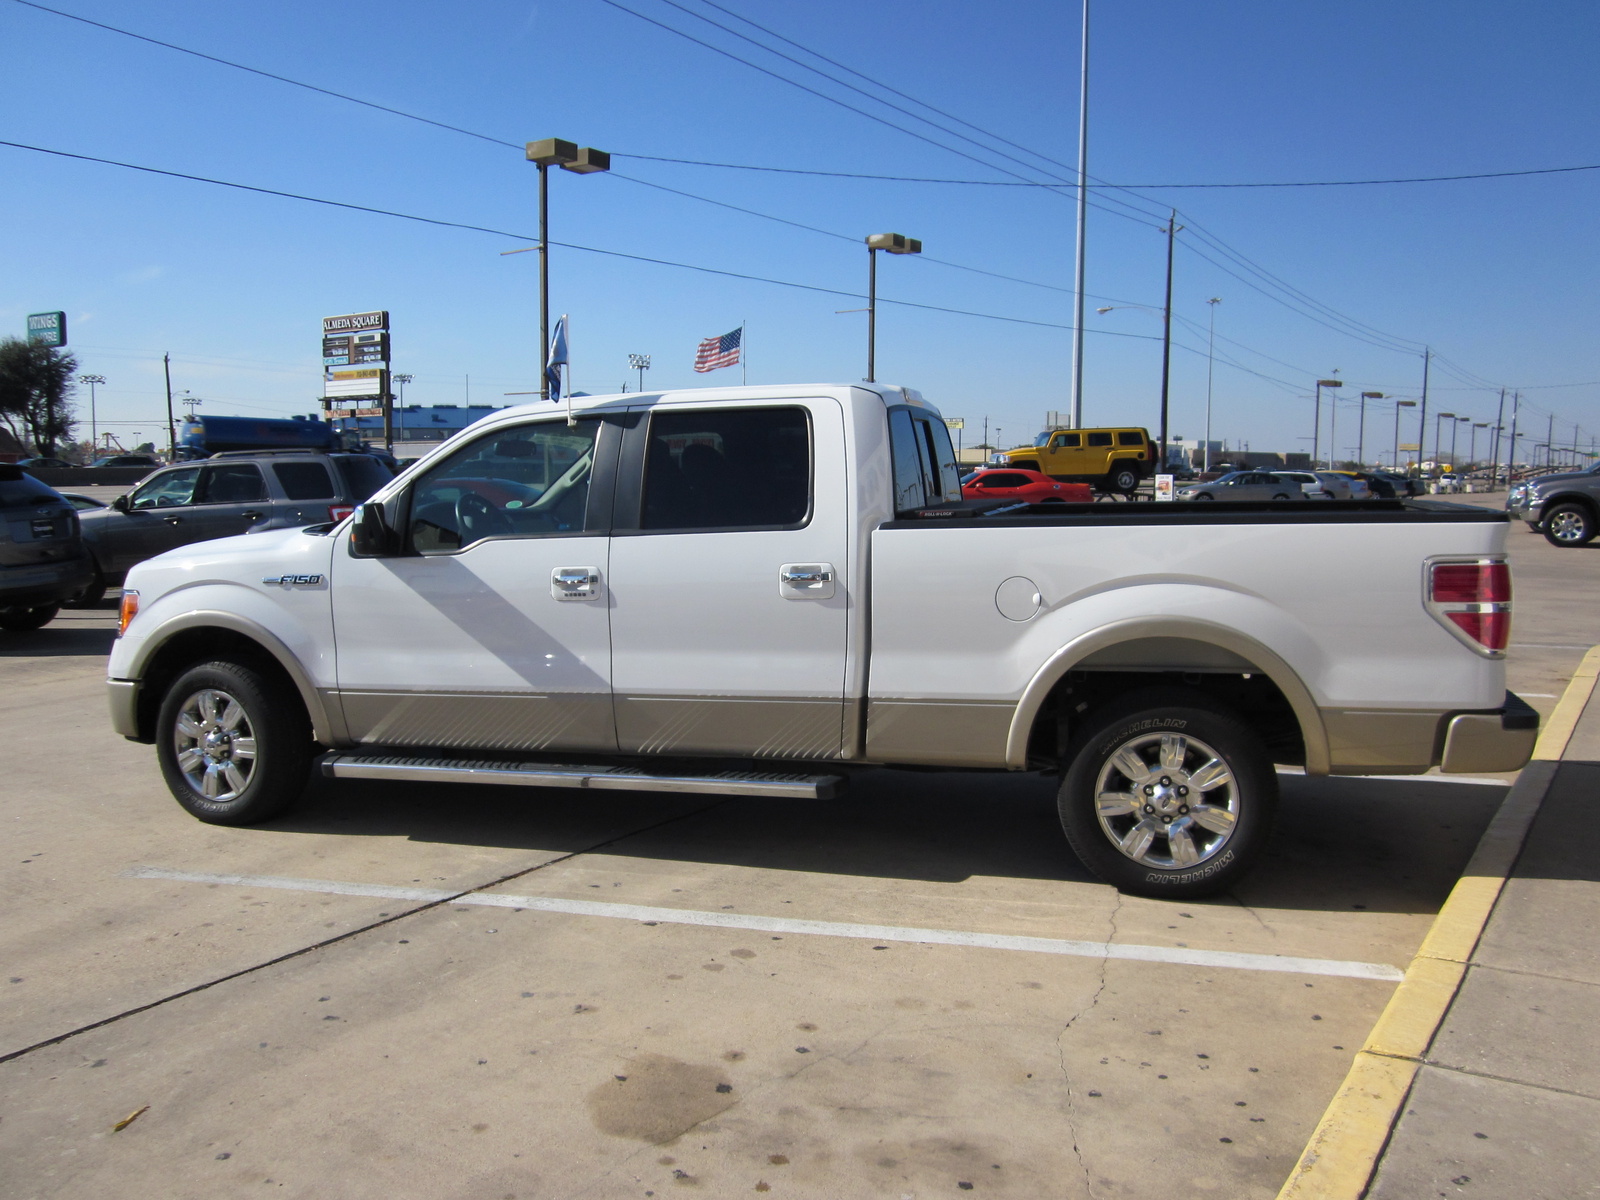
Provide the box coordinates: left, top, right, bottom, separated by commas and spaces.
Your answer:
994, 426, 1152, 494
73, 450, 393, 605
0, 464, 93, 630
1506, 464, 1600, 547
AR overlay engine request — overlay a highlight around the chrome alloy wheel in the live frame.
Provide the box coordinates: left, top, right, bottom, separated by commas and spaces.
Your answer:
1547, 508, 1589, 543
172, 688, 258, 801
1092, 731, 1239, 870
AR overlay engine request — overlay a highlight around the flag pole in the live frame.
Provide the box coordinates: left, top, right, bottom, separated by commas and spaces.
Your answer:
741, 320, 747, 385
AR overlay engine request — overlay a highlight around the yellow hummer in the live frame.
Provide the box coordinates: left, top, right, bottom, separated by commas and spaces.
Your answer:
995, 427, 1153, 494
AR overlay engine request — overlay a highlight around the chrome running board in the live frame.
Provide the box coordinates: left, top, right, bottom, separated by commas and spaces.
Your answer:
318, 752, 841, 800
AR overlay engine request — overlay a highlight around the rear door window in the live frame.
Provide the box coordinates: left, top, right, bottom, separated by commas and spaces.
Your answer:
1087, 432, 1114, 448
1118, 431, 1146, 446
640, 406, 811, 531
198, 463, 267, 504
333, 455, 395, 503
273, 461, 337, 500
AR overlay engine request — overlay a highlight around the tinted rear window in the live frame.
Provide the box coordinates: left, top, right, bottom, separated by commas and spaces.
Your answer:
332, 455, 394, 502
1087, 432, 1113, 447
273, 461, 337, 500
1118, 431, 1146, 446
0, 470, 63, 508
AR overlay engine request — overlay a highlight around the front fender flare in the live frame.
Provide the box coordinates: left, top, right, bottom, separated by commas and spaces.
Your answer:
1004, 616, 1330, 774
120, 609, 343, 745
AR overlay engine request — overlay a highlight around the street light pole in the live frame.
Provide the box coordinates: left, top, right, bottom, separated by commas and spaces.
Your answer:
524, 139, 609, 400
390, 373, 413, 453
1314, 378, 1341, 468
77, 374, 105, 452
1471, 422, 1488, 473
1204, 297, 1221, 474
865, 233, 921, 383
1435, 412, 1455, 479
1359, 392, 1383, 468
1393, 400, 1417, 471
1157, 211, 1182, 472
628, 353, 651, 393
1069, 0, 1090, 428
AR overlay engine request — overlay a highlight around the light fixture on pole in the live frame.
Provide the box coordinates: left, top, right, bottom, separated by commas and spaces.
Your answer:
1359, 393, 1383, 468
864, 233, 921, 383
77, 374, 105, 451
1471, 422, 1488, 473
1435, 412, 1455, 475
1453, 415, 1470, 469
1204, 298, 1221, 474
390, 373, 413, 453
1393, 400, 1417, 470
628, 353, 651, 393
1314, 379, 1342, 468
523, 138, 609, 400
180, 393, 202, 416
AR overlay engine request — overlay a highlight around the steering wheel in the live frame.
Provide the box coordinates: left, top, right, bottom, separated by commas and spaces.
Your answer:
455, 491, 512, 541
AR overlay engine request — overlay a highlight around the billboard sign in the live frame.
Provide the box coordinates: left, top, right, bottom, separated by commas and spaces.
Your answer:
323, 332, 389, 366
27, 311, 66, 347
324, 368, 385, 399
323, 311, 388, 334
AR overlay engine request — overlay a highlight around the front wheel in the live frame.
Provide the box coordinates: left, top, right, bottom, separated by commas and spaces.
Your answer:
1542, 503, 1595, 548
0, 603, 60, 631
1057, 689, 1278, 898
156, 660, 312, 824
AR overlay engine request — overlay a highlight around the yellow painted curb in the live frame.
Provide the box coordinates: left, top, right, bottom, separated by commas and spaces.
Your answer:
1532, 644, 1600, 762
1276, 648, 1600, 1200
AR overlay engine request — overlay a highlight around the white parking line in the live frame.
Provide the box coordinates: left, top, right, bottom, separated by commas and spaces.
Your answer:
125, 866, 1405, 982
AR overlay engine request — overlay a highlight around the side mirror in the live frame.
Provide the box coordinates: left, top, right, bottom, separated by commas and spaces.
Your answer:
112, 494, 131, 513
350, 501, 396, 557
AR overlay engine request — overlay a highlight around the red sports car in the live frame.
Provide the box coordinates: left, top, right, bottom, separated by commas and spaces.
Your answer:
961, 468, 1093, 504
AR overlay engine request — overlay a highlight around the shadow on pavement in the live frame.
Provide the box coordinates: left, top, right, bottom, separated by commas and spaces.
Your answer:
249, 763, 1506, 915
0, 622, 118, 658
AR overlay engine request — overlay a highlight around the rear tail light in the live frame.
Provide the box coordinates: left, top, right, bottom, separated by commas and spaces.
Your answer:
1427, 559, 1510, 654
117, 590, 139, 637
329, 505, 355, 523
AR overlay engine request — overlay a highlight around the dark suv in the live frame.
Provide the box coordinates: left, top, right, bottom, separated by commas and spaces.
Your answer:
0, 465, 93, 630
73, 450, 393, 605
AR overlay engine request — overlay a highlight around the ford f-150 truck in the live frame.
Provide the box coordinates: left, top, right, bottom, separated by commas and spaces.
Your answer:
106, 384, 1538, 898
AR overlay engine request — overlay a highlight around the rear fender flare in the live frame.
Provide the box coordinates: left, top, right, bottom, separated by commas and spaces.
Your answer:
1005, 616, 1330, 774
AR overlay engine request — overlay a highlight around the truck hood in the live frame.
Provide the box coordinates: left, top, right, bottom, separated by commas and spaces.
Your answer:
124, 525, 337, 595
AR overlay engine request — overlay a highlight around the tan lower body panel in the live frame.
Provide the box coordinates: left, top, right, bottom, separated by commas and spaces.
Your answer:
1321, 709, 1444, 774
614, 695, 844, 760
338, 691, 617, 753
865, 699, 1014, 768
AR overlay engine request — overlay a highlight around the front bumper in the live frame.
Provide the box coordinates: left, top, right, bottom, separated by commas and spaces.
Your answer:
108, 678, 143, 740
1439, 691, 1540, 774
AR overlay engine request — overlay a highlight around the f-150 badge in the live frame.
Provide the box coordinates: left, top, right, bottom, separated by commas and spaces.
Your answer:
261, 574, 324, 586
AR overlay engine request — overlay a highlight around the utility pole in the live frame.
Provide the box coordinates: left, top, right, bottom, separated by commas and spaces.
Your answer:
1068, 0, 1090, 428
1418, 348, 1431, 473
1547, 414, 1555, 469
1507, 391, 1521, 481
162, 354, 176, 461
1204, 297, 1221, 473
1158, 210, 1181, 472
1491, 389, 1506, 485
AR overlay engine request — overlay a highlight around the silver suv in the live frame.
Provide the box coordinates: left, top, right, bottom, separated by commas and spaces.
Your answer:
1507, 465, 1600, 547
73, 450, 393, 606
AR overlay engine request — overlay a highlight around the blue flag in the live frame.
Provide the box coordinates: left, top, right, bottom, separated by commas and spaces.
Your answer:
545, 314, 569, 402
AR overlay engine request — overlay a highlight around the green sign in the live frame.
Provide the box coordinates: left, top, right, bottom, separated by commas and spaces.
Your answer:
27, 311, 66, 347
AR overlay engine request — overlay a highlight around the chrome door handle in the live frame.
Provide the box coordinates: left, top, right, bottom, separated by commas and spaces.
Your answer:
162, 516, 182, 524
552, 566, 602, 601
554, 570, 598, 587
781, 569, 831, 584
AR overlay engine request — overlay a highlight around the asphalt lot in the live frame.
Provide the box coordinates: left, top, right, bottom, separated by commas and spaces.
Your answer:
3, 491, 1595, 1199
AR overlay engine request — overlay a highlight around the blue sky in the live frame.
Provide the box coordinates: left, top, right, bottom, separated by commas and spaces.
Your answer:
4, 0, 1597, 463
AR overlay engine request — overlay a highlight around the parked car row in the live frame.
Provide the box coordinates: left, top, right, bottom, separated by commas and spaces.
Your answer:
1175, 470, 1378, 502
1, 449, 395, 629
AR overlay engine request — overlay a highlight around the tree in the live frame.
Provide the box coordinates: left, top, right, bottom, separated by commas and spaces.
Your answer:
0, 338, 78, 456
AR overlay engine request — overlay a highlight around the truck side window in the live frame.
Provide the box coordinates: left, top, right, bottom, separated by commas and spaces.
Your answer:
640, 407, 811, 531
1061, 433, 1082, 448
406, 419, 599, 553
1088, 432, 1114, 447
1118, 431, 1146, 446
916, 415, 962, 501
273, 461, 336, 500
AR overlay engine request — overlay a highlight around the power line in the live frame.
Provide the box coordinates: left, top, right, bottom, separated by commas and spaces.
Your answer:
8, 0, 522, 151
0, 137, 1169, 341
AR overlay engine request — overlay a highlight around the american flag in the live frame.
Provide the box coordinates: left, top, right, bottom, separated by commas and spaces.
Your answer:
694, 326, 742, 373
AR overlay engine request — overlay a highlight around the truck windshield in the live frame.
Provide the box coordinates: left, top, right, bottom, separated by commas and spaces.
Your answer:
1033, 433, 1051, 447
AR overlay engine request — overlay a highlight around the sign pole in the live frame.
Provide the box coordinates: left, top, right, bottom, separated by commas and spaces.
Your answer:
163, 353, 176, 460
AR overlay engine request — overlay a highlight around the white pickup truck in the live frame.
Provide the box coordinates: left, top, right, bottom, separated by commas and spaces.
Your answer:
107, 384, 1537, 898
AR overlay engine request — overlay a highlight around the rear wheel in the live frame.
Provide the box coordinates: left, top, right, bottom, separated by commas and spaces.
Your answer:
1272, 493, 1291, 501
62, 566, 107, 609
0, 604, 60, 631
1192, 493, 1215, 501
1057, 689, 1277, 898
1108, 466, 1141, 494
156, 660, 312, 824
1542, 503, 1595, 548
